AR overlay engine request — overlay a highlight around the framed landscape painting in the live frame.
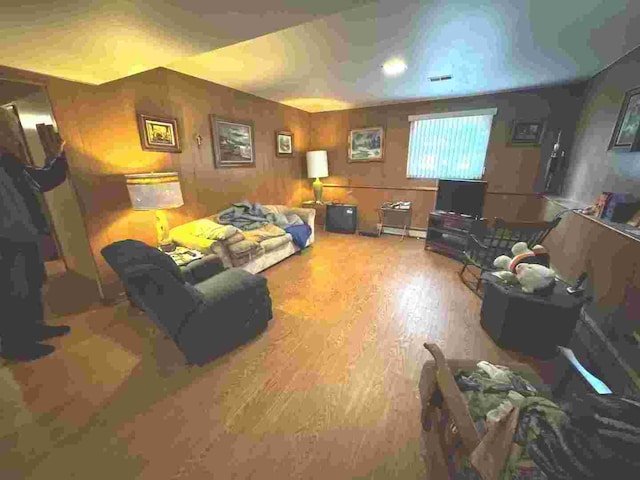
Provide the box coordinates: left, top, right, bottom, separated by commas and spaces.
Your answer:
137, 114, 181, 152
348, 127, 384, 162
276, 131, 293, 156
608, 86, 640, 151
510, 121, 545, 145
210, 116, 256, 168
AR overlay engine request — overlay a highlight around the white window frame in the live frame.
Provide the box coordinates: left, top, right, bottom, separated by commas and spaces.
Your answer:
406, 108, 497, 180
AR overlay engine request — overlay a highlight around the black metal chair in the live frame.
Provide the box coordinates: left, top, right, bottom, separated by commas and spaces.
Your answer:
459, 217, 561, 295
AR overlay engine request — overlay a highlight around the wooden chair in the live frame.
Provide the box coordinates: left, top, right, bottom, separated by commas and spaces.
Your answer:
419, 341, 614, 479
459, 217, 561, 295
419, 342, 542, 479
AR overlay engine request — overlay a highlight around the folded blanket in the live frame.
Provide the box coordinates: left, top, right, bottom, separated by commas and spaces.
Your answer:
228, 240, 260, 257
285, 224, 312, 249
193, 219, 238, 240
229, 244, 265, 266
243, 223, 286, 243
224, 232, 246, 245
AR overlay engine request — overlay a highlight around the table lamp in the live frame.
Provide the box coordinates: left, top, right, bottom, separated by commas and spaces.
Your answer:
306, 150, 328, 204
126, 172, 184, 251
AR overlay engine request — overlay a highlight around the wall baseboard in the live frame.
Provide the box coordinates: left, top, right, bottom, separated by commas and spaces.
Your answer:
381, 226, 427, 239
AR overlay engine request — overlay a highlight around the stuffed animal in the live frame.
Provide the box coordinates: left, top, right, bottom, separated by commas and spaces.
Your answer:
492, 241, 556, 293
493, 242, 550, 273
515, 263, 556, 293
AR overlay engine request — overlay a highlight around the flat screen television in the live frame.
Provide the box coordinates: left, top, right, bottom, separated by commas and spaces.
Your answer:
435, 179, 487, 219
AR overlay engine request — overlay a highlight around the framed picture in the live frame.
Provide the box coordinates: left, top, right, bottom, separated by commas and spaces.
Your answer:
510, 121, 545, 145
137, 114, 181, 152
210, 116, 255, 168
276, 131, 294, 156
348, 126, 384, 162
608, 86, 640, 151
1, 104, 34, 165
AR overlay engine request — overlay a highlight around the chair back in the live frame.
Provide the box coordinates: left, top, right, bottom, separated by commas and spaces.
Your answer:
101, 240, 200, 337
466, 217, 560, 270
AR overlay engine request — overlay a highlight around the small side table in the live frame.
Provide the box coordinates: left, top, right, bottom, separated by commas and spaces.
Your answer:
301, 201, 329, 228
378, 206, 412, 239
480, 272, 586, 358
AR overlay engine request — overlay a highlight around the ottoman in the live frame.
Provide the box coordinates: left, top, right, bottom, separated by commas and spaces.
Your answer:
480, 272, 585, 358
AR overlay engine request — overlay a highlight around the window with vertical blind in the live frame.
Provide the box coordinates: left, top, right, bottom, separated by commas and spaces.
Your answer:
406, 108, 497, 180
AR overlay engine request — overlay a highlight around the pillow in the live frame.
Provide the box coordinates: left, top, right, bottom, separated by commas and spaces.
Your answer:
285, 214, 304, 226
194, 219, 238, 240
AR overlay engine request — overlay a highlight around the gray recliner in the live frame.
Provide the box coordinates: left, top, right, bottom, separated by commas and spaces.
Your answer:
101, 239, 272, 365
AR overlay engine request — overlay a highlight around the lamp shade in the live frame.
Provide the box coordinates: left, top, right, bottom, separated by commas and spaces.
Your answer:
125, 172, 184, 210
306, 150, 328, 179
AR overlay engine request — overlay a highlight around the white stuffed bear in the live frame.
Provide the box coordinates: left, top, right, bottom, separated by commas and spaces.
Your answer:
492, 241, 556, 293
515, 263, 556, 293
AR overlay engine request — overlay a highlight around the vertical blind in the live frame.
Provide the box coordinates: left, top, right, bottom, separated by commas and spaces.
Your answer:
406, 109, 496, 180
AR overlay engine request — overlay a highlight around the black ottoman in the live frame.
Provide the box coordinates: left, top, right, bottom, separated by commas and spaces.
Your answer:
480, 272, 586, 358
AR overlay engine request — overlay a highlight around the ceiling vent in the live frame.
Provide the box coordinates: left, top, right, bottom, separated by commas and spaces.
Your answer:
429, 75, 453, 82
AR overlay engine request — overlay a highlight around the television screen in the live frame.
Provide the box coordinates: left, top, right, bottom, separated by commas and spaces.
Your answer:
435, 180, 487, 219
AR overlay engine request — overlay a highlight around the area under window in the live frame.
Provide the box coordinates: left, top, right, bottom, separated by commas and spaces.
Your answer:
406, 108, 497, 180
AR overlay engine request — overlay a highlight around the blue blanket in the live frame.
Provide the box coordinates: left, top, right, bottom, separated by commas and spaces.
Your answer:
217, 201, 270, 231
285, 224, 312, 249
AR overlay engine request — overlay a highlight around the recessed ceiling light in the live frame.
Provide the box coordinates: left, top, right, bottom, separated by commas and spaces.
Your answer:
429, 75, 453, 82
382, 59, 407, 77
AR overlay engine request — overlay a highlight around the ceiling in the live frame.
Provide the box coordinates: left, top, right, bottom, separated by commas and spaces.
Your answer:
169, 0, 640, 112
2, 0, 640, 112
0, 0, 371, 84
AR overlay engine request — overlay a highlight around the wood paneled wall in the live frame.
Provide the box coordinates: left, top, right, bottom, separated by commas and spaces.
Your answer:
1, 65, 586, 298
309, 84, 585, 230
51, 68, 310, 295
2, 66, 310, 297
542, 198, 640, 321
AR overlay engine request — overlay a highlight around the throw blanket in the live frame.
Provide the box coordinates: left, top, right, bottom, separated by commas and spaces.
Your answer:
217, 201, 270, 231
285, 224, 311, 249
243, 224, 286, 243
521, 393, 640, 479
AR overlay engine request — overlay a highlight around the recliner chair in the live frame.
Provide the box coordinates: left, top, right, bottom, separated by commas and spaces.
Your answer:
101, 239, 272, 365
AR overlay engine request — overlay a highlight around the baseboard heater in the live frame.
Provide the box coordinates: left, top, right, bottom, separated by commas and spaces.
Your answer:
381, 226, 427, 239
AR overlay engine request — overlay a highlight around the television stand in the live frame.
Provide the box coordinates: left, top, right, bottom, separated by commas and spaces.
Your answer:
425, 211, 483, 260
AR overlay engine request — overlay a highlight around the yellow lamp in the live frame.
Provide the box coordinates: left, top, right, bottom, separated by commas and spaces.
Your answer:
306, 150, 329, 204
125, 172, 184, 251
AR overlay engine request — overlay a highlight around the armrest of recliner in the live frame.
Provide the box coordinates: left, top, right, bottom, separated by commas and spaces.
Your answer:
193, 269, 267, 307
180, 254, 225, 284
177, 269, 272, 364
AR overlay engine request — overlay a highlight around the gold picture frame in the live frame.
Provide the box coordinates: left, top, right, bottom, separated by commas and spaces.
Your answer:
608, 86, 640, 151
210, 115, 256, 168
276, 131, 294, 156
137, 114, 181, 153
348, 126, 384, 162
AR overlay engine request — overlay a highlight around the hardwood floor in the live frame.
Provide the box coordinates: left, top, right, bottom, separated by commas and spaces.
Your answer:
0, 232, 534, 479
